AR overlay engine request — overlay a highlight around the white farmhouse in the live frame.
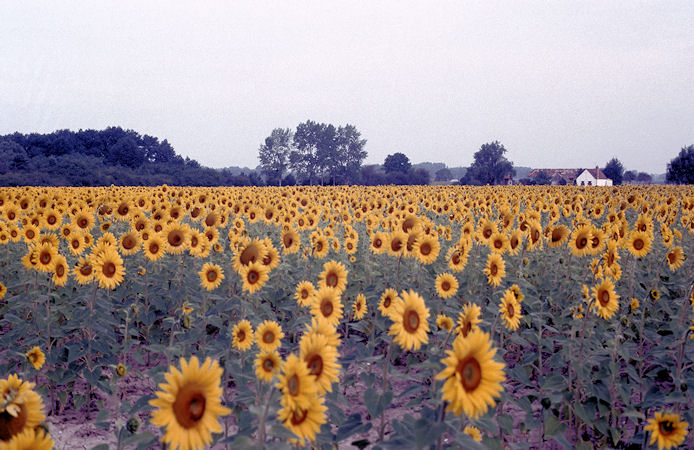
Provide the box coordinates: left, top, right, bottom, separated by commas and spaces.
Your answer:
575, 167, 612, 186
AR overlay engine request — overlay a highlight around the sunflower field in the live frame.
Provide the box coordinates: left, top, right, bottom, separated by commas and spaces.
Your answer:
0, 184, 692, 449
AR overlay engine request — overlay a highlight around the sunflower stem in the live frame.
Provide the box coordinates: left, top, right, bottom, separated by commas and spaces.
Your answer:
257, 387, 276, 448
378, 342, 393, 442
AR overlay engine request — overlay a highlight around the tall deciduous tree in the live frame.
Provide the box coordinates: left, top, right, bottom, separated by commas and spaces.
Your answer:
383, 152, 411, 174
666, 145, 694, 184
461, 141, 515, 185
258, 128, 293, 185
290, 120, 321, 185
602, 158, 624, 185
335, 124, 367, 184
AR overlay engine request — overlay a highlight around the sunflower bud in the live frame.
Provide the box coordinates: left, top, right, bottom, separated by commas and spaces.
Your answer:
116, 363, 127, 377
181, 314, 192, 329
126, 417, 140, 433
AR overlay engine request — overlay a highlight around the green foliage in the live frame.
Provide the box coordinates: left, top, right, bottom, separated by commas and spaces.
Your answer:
667, 145, 694, 184
603, 158, 624, 185
461, 141, 515, 185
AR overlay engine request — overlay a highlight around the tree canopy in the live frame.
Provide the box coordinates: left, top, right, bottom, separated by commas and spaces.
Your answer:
460, 141, 515, 185
383, 153, 411, 174
602, 158, 624, 185
666, 145, 694, 184
259, 121, 368, 185
0, 128, 261, 187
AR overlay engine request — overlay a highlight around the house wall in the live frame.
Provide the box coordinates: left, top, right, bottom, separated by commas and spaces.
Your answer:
575, 170, 613, 186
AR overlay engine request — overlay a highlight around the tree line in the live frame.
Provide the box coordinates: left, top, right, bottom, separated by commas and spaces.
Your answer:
0, 128, 261, 187
257, 120, 430, 186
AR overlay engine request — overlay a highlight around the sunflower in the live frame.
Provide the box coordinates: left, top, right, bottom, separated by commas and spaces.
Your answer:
435, 330, 505, 419
149, 356, 231, 450
369, 231, 388, 255
93, 247, 125, 290
650, 289, 660, 301
232, 320, 255, 352
2, 427, 54, 449
488, 232, 509, 254
72, 257, 95, 285
627, 230, 652, 258
0, 374, 46, 442
388, 290, 431, 351
508, 284, 524, 304
484, 253, 506, 287
310, 287, 343, 327
318, 261, 348, 293
277, 392, 327, 443
51, 254, 69, 287
352, 294, 367, 320
447, 246, 469, 272
413, 234, 440, 265
163, 223, 188, 255
547, 225, 569, 248
463, 425, 482, 442
312, 236, 330, 259
305, 317, 341, 348
387, 231, 408, 257
116, 363, 127, 377
255, 350, 281, 383
25, 347, 45, 371
644, 411, 689, 450
198, 263, 224, 291
144, 234, 166, 262
240, 262, 269, 294
630, 298, 639, 312
378, 288, 401, 319
592, 278, 620, 320
276, 354, 318, 411
507, 229, 523, 256
436, 314, 454, 332
34, 243, 57, 273
0, 282, 6, 300
281, 228, 301, 255
295, 281, 315, 307
568, 225, 592, 257
435, 273, 459, 299
499, 290, 522, 331
456, 303, 482, 338
299, 333, 340, 395
118, 231, 141, 256
666, 247, 684, 271
256, 320, 284, 353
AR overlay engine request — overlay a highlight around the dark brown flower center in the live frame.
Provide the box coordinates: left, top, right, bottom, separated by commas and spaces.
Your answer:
172, 383, 206, 429
237, 330, 246, 342
321, 299, 333, 317
288, 374, 300, 396
0, 403, 27, 440
103, 262, 117, 277
168, 230, 183, 247
326, 273, 338, 288
490, 264, 498, 276
206, 270, 217, 283
507, 303, 515, 317
40, 251, 52, 265
122, 236, 136, 250
263, 358, 274, 372
457, 357, 482, 392
578, 237, 587, 249
247, 270, 259, 284
391, 238, 402, 252
307, 354, 323, 377
659, 420, 675, 436
633, 239, 644, 250
461, 320, 472, 337
403, 309, 420, 333
599, 290, 610, 307
291, 408, 308, 426
79, 264, 92, 276
263, 331, 275, 344
283, 235, 293, 248
420, 243, 432, 255
149, 242, 159, 254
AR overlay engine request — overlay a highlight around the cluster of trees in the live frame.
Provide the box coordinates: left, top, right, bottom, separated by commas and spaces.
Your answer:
666, 145, 694, 184
459, 141, 515, 185
258, 121, 368, 186
0, 128, 262, 187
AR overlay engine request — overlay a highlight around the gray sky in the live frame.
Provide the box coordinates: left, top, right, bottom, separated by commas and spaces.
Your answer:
1, 1, 693, 173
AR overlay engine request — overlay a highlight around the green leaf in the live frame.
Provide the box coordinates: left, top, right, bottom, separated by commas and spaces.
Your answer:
544, 412, 566, 437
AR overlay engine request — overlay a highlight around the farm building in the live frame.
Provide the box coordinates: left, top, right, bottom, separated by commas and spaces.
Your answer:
527, 167, 613, 186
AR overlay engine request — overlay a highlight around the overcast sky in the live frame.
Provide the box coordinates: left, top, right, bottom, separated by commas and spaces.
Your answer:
1, 1, 692, 173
